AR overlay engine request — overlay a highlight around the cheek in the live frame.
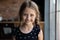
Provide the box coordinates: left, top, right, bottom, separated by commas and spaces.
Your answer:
22, 16, 26, 21
31, 17, 36, 22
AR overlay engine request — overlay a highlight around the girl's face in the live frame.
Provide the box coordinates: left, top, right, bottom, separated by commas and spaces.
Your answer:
22, 7, 36, 25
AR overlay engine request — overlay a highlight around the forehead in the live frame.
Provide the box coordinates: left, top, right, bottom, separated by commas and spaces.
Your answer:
23, 7, 36, 14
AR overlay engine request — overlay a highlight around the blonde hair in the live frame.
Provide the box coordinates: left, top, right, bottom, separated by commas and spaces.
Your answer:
19, 1, 40, 26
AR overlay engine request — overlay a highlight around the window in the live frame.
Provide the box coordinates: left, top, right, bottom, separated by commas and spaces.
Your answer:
45, 0, 56, 40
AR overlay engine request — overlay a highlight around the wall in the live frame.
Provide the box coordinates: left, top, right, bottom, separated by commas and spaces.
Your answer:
0, 0, 24, 20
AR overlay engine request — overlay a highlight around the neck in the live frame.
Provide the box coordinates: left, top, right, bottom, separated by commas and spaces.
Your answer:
19, 24, 34, 34
20, 24, 33, 31
24, 24, 33, 28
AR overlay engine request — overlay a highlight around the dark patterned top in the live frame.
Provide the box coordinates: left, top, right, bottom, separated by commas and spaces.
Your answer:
12, 25, 40, 40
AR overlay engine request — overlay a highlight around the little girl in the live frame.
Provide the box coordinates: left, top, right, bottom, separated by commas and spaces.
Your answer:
12, 0, 43, 40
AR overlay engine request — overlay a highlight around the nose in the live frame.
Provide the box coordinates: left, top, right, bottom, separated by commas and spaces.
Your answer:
27, 15, 30, 20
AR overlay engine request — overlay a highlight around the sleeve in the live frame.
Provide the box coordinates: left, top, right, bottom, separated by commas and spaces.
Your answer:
37, 26, 40, 34
36, 25, 40, 34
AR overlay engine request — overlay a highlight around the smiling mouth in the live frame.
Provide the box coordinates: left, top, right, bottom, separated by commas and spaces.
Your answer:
25, 21, 31, 23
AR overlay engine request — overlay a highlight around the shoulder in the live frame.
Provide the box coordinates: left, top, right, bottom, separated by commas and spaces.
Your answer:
35, 24, 40, 31
12, 27, 18, 35
12, 27, 18, 32
34, 24, 40, 34
38, 29, 43, 40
